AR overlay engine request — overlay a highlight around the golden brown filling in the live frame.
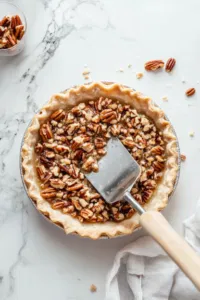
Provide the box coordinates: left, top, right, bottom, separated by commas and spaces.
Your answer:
35, 97, 165, 223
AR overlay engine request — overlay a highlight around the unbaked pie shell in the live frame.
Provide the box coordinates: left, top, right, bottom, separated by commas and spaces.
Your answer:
21, 82, 179, 239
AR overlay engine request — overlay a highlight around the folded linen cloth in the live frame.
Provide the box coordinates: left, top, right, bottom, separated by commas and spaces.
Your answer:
105, 200, 200, 300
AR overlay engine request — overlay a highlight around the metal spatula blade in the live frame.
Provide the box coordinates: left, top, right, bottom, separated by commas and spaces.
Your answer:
85, 137, 143, 211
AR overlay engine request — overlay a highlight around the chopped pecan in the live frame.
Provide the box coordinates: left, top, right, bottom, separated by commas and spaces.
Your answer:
82, 157, 95, 172
36, 165, 46, 180
67, 123, 80, 135
44, 150, 55, 158
153, 161, 165, 172
110, 124, 121, 136
54, 145, 69, 153
71, 149, 83, 161
50, 179, 65, 189
81, 142, 94, 153
94, 137, 106, 148
35, 143, 43, 153
113, 213, 124, 221
142, 190, 153, 202
40, 155, 53, 167
71, 197, 82, 211
63, 205, 75, 213
151, 145, 164, 155
122, 137, 135, 148
79, 198, 88, 208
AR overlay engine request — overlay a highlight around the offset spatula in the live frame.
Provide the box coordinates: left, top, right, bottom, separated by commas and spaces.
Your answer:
86, 137, 200, 291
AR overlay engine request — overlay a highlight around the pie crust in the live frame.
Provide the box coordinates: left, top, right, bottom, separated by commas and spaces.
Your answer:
21, 82, 179, 239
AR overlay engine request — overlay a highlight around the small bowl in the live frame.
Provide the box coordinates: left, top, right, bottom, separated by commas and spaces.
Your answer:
0, 2, 27, 56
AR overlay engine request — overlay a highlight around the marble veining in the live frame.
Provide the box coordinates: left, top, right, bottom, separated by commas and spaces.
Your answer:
1, 0, 200, 299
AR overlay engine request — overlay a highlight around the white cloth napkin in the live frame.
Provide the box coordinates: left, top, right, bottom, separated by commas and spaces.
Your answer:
106, 200, 200, 300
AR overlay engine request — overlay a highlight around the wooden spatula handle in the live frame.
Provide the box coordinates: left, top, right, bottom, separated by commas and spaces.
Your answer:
140, 211, 200, 291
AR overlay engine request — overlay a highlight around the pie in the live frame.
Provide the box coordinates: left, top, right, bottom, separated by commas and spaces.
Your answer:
21, 82, 179, 239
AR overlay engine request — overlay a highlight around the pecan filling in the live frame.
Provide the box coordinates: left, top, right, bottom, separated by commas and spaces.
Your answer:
35, 97, 165, 223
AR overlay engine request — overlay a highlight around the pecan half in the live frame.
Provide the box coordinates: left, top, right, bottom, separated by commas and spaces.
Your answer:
100, 109, 117, 123
80, 208, 93, 219
52, 201, 66, 209
0, 16, 10, 27
15, 25, 24, 39
185, 88, 195, 97
67, 183, 83, 191
165, 58, 176, 72
50, 109, 65, 121
15, 15, 22, 26
41, 187, 57, 199
40, 123, 53, 141
145, 60, 164, 71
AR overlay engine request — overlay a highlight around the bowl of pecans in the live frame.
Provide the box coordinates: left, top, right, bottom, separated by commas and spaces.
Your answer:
0, 2, 26, 56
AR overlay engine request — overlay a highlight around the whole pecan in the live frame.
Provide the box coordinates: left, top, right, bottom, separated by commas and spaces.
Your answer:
145, 60, 164, 71
165, 58, 176, 72
185, 88, 195, 97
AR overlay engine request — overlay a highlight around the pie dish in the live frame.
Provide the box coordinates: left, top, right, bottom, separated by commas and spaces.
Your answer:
21, 82, 179, 239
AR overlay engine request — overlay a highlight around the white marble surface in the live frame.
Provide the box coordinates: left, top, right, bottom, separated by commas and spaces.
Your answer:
1, 0, 200, 299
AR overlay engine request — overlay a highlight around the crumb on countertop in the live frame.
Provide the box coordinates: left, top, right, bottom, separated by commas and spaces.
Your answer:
181, 154, 186, 162
136, 72, 143, 79
90, 284, 97, 293
128, 64, 132, 68
162, 96, 168, 102
189, 131, 195, 137
82, 68, 90, 76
